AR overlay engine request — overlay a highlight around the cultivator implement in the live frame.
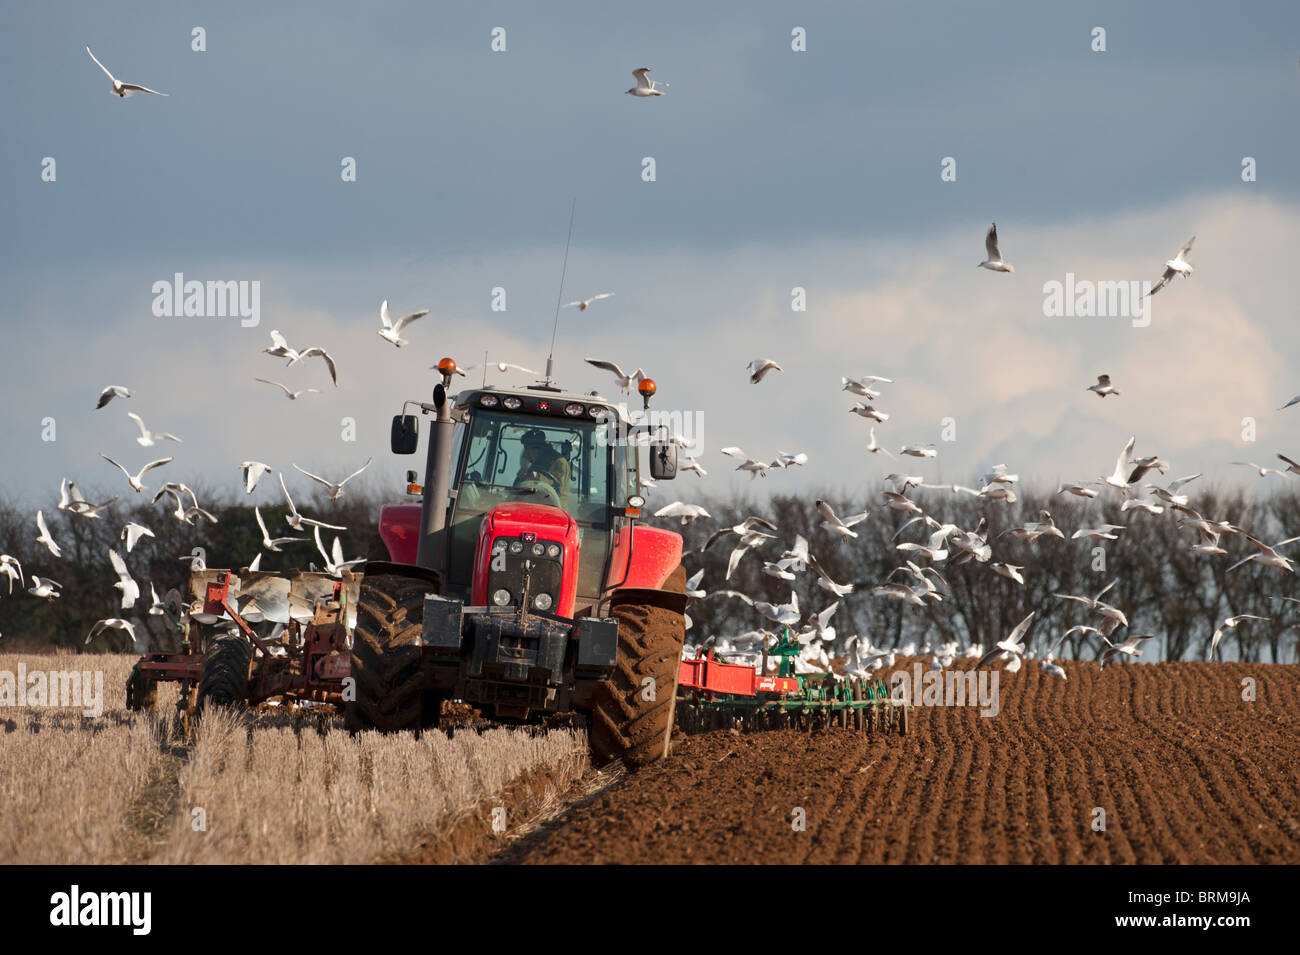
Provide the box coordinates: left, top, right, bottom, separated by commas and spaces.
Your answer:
125, 567, 360, 715
675, 630, 912, 735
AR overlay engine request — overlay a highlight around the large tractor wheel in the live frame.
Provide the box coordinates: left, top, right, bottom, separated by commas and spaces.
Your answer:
346, 573, 429, 733
589, 565, 688, 769
196, 632, 253, 712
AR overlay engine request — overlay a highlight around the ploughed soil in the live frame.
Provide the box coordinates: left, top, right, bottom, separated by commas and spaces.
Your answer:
504, 660, 1300, 864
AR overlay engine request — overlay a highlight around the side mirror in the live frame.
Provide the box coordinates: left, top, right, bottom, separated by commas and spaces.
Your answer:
649, 440, 677, 481
390, 414, 419, 455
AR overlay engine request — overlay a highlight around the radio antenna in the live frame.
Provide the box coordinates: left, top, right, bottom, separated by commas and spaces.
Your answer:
544, 198, 577, 385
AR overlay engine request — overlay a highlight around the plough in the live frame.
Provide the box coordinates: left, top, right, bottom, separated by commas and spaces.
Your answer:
675, 630, 912, 734
125, 567, 359, 715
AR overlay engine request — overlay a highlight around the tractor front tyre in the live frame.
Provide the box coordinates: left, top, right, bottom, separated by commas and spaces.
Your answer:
345, 574, 428, 733
196, 633, 253, 712
589, 565, 688, 769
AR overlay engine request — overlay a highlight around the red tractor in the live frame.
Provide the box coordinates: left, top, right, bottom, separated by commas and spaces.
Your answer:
354, 359, 688, 766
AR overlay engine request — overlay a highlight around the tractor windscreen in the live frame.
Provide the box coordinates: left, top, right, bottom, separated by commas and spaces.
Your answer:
446, 410, 613, 600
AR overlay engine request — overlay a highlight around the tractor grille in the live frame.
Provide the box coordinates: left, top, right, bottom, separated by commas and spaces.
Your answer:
486, 536, 563, 611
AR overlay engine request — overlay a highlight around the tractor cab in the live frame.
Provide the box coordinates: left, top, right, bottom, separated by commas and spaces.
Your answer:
379, 362, 681, 616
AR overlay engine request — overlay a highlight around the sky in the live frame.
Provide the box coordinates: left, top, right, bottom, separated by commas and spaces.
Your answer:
3, 0, 1300, 513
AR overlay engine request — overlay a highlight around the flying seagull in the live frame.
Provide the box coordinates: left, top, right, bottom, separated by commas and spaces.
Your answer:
85, 46, 167, 98
127, 412, 182, 446
377, 299, 429, 347
278, 474, 348, 531
35, 509, 62, 558
292, 457, 372, 501
584, 359, 645, 393
563, 293, 615, 311
100, 453, 172, 493
1087, 374, 1120, 398
96, 385, 133, 409
120, 521, 155, 553
85, 618, 137, 647
978, 222, 1014, 272
255, 378, 320, 400
972, 611, 1036, 669
240, 461, 273, 494
1148, 235, 1195, 296
107, 548, 139, 610
748, 358, 783, 384
626, 68, 667, 96
255, 506, 305, 552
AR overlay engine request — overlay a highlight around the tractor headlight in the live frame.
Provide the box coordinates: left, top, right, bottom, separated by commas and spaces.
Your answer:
532, 542, 545, 557
546, 543, 561, 558
503, 397, 522, 410
509, 541, 523, 554
492, 589, 511, 607
480, 395, 499, 407
533, 593, 553, 611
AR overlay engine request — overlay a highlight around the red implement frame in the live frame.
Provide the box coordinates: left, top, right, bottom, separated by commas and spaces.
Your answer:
677, 649, 799, 698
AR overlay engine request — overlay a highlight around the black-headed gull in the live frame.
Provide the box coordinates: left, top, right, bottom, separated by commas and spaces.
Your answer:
377, 300, 429, 347
292, 457, 372, 501
100, 453, 172, 493
1231, 460, 1291, 480
1146, 473, 1201, 506
1100, 633, 1154, 669
28, 576, 63, 600
626, 68, 666, 96
702, 516, 778, 552
240, 461, 273, 494
842, 375, 893, 398
255, 506, 305, 552
972, 611, 1035, 669
85, 46, 167, 98
255, 378, 320, 401
849, 403, 888, 422
127, 412, 182, 447
1071, 524, 1126, 541
585, 359, 645, 393
96, 384, 133, 409
990, 562, 1025, 585
1148, 235, 1195, 296
1226, 535, 1300, 573
279, 474, 348, 531
866, 427, 893, 457
120, 521, 154, 553
58, 479, 117, 519
978, 222, 1013, 272
680, 456, 707, 477
107, 548, 139, 609
1102, 436, 1137, 489
85, 618, 137, 647
563, 293, 614, 311
653, 501, 711, 525
35, 510, 62, 557
1056, 482, 1099, 499
816, 500, 870, 539
807, 554, 854, 596
900, 444, 937, 459
0, 555, 24, 593
747, 359, 782, 384
1087, 374, 1120, 398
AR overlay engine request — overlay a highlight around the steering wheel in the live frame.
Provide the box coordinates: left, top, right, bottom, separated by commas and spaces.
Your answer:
517, 480, 563, 508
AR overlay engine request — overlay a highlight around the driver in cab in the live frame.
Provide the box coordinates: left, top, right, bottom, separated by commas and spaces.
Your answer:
514, 428, 570, 503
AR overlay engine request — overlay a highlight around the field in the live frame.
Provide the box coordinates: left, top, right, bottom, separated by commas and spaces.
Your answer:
508, 659, 1300, 864
3, 653, 1298, 864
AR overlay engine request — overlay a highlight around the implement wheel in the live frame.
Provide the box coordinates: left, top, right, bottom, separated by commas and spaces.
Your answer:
196, 632, 253, 712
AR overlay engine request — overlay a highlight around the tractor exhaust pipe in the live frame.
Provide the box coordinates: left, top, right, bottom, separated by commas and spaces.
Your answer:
416, 381, 455, 573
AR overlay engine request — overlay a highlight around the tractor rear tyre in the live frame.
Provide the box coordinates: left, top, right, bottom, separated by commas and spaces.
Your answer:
589, 564, 688, 769
196, 632, 253, 711
346, 573, 428, 733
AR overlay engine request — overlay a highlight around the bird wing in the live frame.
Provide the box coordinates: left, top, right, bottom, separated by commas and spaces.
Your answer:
302, 348, 338, 385
85, 46, 116, 82
1111, 436, 1136, 481
584, 358, 625, 379
1006, 610, 1037, 647
121, 83, 166, 95
292, 463, 333, 489
255, 378, 293, 397
254, 505, 271, 540
278, 473, 299, 516
140, 458, 174, 476
392, 309, 428, 333
984, 223, 1001, 261
815, 499, 840, 525
339, 457, 373, 488
108, 548, 131, 583
1179, 235, 1196, 258
127, 412, 151, 439
1149, 268, 1173, 295
632, 68, 652, 90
